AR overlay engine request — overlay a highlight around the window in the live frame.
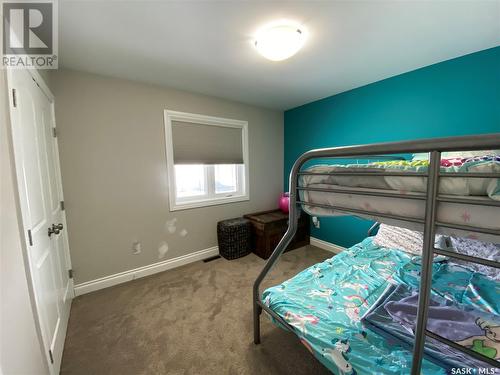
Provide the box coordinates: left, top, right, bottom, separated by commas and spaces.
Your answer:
164, 110, 249, 211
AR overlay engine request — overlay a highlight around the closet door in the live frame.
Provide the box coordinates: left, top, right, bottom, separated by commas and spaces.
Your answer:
7, 69, 72, 375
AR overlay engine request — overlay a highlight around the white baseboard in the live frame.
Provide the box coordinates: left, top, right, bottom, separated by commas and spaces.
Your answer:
310, 237, 345, 254
74, 246, 219, 296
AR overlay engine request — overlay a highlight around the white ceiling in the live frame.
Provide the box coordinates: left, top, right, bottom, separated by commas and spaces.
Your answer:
59, 1, 500, 110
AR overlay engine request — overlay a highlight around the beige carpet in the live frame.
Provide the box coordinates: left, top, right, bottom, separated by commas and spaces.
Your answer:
61, 246, 333, 375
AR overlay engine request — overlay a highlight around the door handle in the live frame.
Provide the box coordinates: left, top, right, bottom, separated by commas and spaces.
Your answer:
48, 223, 64, 237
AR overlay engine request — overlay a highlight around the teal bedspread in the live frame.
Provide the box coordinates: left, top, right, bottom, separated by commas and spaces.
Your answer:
262, 238, 499, 374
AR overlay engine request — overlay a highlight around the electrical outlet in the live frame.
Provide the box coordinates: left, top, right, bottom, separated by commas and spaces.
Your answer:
312, 216, 320, 229
132, 241, 141, 254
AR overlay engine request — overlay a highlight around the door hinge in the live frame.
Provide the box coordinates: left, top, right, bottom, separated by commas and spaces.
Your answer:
60, 201, 65, 211
27, 229, 33, 246
48, 349, 54, 364
12, 89, 17, 108
52, 127, 57, 137
32, 76, 40, 88
68, 269, 73, 279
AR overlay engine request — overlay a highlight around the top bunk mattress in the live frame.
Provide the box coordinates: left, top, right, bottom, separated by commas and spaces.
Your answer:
299, 157, 500, 243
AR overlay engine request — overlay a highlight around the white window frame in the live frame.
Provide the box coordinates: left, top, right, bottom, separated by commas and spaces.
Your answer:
164, 110, 249, 211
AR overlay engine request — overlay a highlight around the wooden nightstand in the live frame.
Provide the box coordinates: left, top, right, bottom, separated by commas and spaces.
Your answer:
244, 209, 310, 259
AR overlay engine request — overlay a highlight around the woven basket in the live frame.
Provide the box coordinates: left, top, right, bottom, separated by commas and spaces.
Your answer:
217, 218, 252, 260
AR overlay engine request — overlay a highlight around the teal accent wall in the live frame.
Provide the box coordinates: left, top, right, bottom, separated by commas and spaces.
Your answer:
284, 46, 500, 248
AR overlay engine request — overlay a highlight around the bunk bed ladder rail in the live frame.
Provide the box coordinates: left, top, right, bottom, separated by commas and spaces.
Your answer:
411, 150, 440, 375
252, 133, 500, 373
253, 153, 303, 344
411, 151, 500, 373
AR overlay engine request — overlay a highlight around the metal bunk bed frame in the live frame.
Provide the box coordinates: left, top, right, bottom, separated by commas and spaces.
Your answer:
252, 133, 500, 375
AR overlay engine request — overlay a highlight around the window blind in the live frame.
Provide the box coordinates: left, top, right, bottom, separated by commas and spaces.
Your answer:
171, 121, 244, 164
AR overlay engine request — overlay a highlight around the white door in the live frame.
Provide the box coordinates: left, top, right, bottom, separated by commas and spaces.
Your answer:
7, 69, 72, 374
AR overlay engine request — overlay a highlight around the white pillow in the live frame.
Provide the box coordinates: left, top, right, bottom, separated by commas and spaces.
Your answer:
441, 150, 499, 159
373, 223, 423, 255
412, 150, 499, 161
372, 223, 448, 256
447, 237, 500, 281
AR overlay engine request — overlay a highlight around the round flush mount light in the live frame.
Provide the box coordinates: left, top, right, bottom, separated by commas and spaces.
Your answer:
253, 20, 306, 61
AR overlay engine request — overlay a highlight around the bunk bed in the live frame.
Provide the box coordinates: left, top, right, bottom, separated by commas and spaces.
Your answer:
252, 134, 500, 375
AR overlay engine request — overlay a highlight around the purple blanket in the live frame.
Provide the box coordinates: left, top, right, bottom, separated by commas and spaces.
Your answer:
362, 284, 500, 370
385, 293, 485, 342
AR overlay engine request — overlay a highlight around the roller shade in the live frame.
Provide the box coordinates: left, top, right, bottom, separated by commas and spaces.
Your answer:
172, 121, 244, 164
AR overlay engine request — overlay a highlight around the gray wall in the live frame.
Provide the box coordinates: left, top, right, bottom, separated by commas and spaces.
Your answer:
51, 70, 284, 284
1, 71, 49, 375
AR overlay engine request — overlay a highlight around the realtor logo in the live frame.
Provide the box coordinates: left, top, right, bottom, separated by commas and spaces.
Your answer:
2, 1, 58, 69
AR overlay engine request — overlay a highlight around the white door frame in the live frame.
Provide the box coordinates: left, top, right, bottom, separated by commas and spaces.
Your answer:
5, 68, 73, 375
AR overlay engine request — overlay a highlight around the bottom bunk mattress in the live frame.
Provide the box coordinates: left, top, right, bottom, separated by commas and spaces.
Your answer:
262, 238, 499, 375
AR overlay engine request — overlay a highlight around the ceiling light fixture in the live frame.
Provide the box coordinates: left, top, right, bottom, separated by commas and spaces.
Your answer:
253, 20, 306, 62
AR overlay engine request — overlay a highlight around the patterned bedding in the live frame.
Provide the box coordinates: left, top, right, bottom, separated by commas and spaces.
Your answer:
299, 157, 500, 243
262, 238, 500, 374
